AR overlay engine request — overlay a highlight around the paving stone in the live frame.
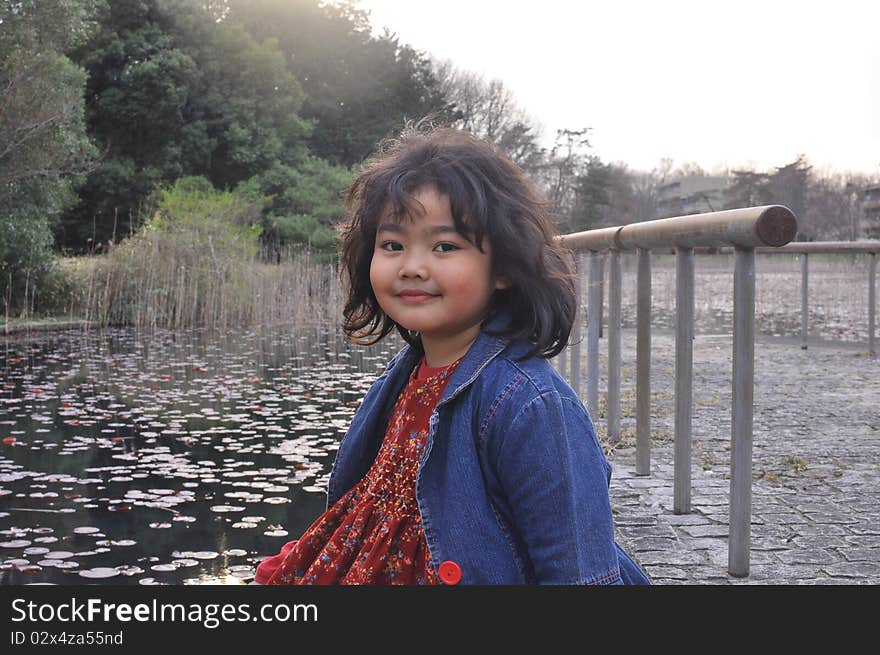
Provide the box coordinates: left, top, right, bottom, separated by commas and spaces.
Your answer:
660, 513, 715, 526
821, 562, 880, 579
840, 524, 880, 536
844, 535, 880, 548
618, 477, 673, 489
756, 512, 810, 525
633, 550, 707, 567
628, 536, 680, 551
837, 548, 880, 563
689, 496, 731, 507
789, 535, 853, 550
792, 523, 851, 536
640, 566, 688, 580
614, 516, 660, 528
678, 537, 728, 551
747, 537, 792, 552
678, 524, 734, 538
740, 564, 831, 582
776, 549, 843, 565
799, 512, 862, 525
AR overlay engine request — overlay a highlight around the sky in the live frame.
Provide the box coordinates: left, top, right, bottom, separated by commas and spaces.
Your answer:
355, 0, 880, 176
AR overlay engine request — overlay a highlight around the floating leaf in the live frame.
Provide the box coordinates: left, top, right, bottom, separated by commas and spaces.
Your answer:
150, 563, 177, 572
24, 547, 49, 555
78, 567, 119, 579
73, 527, 101, 535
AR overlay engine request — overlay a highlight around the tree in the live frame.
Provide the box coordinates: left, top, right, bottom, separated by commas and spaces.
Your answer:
62, 0, 207, 248
539, 128, 591, 231
0, 0, 102, 313
768, 155, 811, 223
571, 156, 611, 230
724, 169, 772, 209
724, 156, 812, 238
62, 0, 349, 254
432, 59, 545, 174
224, 0, 447, 167
800, 170, 876, 242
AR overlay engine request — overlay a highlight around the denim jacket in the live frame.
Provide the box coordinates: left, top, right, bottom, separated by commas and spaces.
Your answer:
326, 309, 651, 585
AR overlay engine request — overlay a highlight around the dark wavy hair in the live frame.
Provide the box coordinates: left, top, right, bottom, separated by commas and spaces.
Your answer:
339, 123, 576, 360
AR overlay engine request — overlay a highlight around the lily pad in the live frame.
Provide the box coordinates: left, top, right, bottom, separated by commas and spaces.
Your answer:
78, 567, 119, 579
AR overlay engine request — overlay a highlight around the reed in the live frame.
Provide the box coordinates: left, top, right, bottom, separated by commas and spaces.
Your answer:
58, 241, 341, 334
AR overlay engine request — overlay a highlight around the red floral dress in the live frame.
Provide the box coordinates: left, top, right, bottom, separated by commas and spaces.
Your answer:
255, 354, 461, 585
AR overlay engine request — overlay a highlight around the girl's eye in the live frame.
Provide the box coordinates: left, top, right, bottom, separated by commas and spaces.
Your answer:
378, 241, 402, 252
434, 243, 459, 253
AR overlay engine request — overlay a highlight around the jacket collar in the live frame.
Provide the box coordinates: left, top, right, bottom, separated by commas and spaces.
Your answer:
383, 308, 529, 407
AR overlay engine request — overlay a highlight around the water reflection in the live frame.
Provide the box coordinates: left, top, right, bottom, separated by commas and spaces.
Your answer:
0, 324, 403, 585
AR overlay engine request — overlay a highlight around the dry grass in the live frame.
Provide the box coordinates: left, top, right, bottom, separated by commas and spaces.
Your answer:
57, 236, 342, 333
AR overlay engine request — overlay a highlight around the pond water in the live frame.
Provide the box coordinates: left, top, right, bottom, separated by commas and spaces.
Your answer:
0, 325, 404, 585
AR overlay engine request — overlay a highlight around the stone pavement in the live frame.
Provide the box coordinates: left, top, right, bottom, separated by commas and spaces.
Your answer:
589, 329, 880, 584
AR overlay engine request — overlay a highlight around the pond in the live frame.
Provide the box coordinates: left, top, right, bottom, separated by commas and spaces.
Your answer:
0, 325, 403, 585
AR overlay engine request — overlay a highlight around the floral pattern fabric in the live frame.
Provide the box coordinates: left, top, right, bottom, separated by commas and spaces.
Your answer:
256, 354, 461, 585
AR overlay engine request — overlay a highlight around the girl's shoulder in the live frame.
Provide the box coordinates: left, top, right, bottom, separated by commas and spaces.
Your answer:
477, 343, 580, 408
470, 346, 601, 460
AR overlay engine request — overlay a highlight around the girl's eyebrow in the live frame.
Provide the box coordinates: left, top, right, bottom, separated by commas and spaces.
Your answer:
376, 222, 463, 237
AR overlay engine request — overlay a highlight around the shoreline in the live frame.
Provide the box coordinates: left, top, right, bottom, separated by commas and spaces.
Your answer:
1, 319, 102, 336
0, 318, 873, 353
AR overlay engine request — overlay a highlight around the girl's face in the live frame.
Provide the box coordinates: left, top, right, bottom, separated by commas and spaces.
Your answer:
370, 186, 508, 365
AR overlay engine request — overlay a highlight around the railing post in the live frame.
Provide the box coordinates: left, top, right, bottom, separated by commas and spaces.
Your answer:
730, 247, 756, 577
869, 252, 876, 355
598, 253, 605, 339
570, 252, 583, 398
587, 251, 602, 418
607, 250, 622, 443
800, 253, 809, 349
674, 247, 694, 514
636, 248, 652, 475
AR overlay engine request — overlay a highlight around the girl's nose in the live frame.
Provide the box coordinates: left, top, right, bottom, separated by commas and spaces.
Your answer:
398, 251, 428, 279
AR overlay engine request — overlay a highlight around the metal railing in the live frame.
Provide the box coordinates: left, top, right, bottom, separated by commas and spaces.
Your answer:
703, 241, 878, 353
556, 205, 799, 578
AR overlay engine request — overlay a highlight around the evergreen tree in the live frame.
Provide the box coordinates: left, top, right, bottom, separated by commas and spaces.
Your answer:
0, 0, 101, 311
62, 0, 350, 254
225, 0, 448, 167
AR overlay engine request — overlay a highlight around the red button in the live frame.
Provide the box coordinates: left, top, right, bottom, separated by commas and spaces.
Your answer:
438, 560, 462, 585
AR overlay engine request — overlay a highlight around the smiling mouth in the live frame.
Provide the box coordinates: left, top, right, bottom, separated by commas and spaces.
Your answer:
398, 292, 437, 302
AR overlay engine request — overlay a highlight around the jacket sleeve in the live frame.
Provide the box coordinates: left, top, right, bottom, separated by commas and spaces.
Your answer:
490, 390, 622, 585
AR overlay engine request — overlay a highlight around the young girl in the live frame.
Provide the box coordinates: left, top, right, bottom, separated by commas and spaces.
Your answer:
254, 125, 650, 585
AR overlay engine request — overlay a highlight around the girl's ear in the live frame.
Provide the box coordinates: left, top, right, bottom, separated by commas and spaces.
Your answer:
494, 276, 510, 290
